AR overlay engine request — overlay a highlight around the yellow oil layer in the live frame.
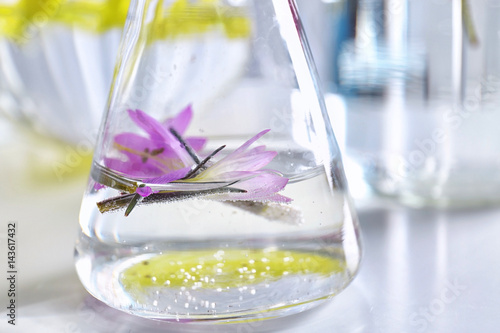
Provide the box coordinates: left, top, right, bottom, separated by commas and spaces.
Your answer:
120, 249, 345, 291
0, 0, 250, 43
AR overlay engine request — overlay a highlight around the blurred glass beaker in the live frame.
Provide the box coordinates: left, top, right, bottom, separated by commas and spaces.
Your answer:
336, 0, 500, 207
0, 0, 128, 144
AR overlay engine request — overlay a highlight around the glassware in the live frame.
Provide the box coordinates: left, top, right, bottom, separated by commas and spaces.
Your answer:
0, 0, 127, 144
295, 0, 350, 91
336, 0, 500, 207
75, 0, 361, 322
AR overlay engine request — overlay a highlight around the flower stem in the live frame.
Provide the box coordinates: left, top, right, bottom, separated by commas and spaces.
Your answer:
183, 145, 225, 179
169, 127, 201, 164
96, 187, 246, 214
91, 163, 138, 193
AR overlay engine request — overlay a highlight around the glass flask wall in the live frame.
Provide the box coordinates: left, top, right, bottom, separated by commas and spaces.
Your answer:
75, 0, 362, 321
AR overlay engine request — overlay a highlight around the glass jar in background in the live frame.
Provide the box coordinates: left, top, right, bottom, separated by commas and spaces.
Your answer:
75, 0, 361, 322
0, 0, 133, 184
0, 0, 128, 144
295, 0, 356, 92
334, 0, 500, 207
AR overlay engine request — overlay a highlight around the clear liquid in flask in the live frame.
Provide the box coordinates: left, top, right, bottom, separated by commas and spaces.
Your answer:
75, 158, 360, 321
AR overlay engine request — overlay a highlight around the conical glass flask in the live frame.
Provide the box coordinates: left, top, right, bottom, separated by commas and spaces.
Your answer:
75, 0, 362, 322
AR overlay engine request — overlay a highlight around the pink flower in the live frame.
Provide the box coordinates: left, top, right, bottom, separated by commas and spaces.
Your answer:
188, 129, 291, 203
104, 105, 206, 178
96, 106, 291, 215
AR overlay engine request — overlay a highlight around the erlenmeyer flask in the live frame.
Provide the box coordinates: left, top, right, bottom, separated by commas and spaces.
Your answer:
75, 0, 362, 322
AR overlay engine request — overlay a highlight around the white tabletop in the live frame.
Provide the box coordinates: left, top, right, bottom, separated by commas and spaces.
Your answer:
1, 124, 499, 333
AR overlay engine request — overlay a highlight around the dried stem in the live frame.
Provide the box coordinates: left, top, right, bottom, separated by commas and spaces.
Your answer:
183, 145, 225, 179
169, 127, 201, 164
96, 187, 246, 215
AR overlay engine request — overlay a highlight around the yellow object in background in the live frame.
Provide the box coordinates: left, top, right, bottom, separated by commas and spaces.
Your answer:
0, 0, 251, 185
0, 0, 251, 43
0, 120, 93, 188
150, 0, 251, 41
0, 0, 129, 42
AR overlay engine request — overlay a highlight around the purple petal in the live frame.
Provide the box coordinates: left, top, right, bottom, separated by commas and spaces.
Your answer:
93, 182, 106, 191
185, 137, 206, 152
198, 150, 277, 180
202, 170, 281, 183
115, 133, 159, 152
163, 105, 193, 134
136, 186, 154, 197
142, 167, 191, 184
123, 108, 203, 171
238, 172, 289, 194
203, 131, 272, 176
114, 132, 203, 173
211, 173, 290, 202
115, 133, 183, 159
205, 170, 257, 182
167, 135, 199, 167
104, 157, 164, 178
127, 109, 169, 142
246, 145, 267, 154
108, 148, 188, 177
230, 129, 270, 156
217, 150, 277, 172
